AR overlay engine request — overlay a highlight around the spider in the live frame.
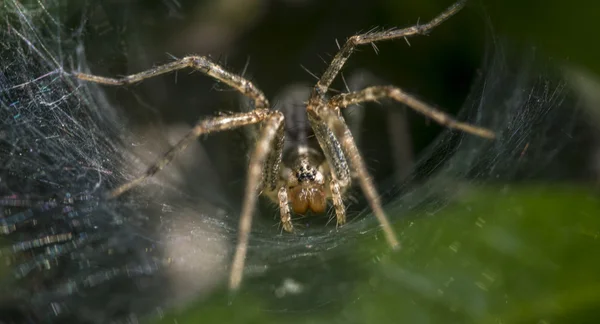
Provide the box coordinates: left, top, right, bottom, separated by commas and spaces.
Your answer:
71, 0, 494, 292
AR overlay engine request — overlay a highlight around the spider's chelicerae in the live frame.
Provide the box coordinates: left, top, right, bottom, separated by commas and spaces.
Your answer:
73, 0, 494, 291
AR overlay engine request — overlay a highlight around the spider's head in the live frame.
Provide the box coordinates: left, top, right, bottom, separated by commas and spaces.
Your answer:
288, 160, 326, 215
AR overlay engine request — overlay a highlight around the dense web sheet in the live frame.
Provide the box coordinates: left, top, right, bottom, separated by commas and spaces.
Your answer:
1, 1, 165, 322
1, 0, 597, 323
0, 1, 234, 322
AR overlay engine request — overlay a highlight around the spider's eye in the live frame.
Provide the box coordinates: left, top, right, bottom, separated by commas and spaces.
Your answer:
289, 187, 309, 214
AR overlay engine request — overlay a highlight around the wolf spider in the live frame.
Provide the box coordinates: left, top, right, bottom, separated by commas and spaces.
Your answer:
72, 0, 493, 291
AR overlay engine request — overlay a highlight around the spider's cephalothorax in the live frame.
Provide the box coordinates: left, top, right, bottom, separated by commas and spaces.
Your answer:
72, 0, 494, 292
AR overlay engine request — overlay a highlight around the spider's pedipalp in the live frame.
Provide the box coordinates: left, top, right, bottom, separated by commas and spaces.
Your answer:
329, 178, 346, 227
230, 110, 285, 291
329, 85, 496, 139
278, 186, 294, 232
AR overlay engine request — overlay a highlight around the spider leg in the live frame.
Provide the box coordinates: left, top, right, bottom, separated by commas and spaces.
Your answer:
307, 111, 352, 189
73, 56, 269, 108
329, 85, 495, 139
258, 114, 292, 232
309, 0, 467, 103
329, 178, 346, 228
109, 110, 272, 198
262, 117, 285, 192
230, 111, 285, 291
308, 105, 399, 249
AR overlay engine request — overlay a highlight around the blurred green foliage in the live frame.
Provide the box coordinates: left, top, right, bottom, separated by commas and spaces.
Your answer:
155, 186, 600, 323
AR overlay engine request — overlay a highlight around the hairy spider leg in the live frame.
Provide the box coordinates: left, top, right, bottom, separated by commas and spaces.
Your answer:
305, 100, 352, 230
74, 55, 269, 108
329, 86, 495, 139
110, 111, 275, 198
309, 0, 467, 103
230, 111, 285, 291
308, 104, 400, 249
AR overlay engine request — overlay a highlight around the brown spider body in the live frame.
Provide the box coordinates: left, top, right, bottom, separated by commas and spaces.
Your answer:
71, 0, 493, 292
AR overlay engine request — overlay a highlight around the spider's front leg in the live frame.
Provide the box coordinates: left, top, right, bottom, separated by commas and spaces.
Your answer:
73, 55, 269, 108
307, 103, 400, 249
309, 0, 467, 103
259, 117, 295, 233
230, 111, 285, 291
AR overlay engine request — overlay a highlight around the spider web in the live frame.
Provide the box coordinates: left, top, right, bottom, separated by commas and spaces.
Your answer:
0, 0, 597, 323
